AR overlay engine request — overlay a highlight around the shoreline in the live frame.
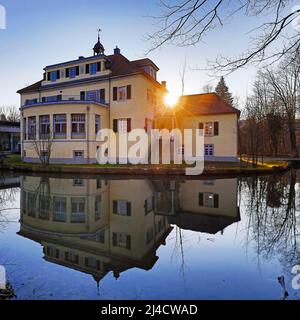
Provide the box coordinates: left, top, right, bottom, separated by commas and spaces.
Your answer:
0, 156, 290, 178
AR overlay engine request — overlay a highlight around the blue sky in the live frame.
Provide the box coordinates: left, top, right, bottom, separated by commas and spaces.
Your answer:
0, 0, 297, 107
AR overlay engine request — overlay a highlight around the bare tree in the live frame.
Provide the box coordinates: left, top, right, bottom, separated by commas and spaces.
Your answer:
0, 106, 20, 122
147, 1, 300, 72
261, 54, 300, 156
179, 57, 188, 96
31, 130, 53, 166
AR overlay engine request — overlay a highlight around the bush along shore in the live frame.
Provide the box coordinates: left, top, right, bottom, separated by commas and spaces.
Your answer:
0, 155, 290, 177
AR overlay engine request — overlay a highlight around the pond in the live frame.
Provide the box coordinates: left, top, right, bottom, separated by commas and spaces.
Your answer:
0, 171, 299, 300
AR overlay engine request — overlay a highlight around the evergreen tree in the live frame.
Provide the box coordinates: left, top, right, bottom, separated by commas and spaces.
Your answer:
215, 76, 233, 106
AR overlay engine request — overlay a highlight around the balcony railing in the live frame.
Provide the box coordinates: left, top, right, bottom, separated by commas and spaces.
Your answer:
24, 95, 107, 107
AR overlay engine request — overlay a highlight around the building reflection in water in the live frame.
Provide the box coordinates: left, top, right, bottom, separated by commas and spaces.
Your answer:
18, 175, 240, 287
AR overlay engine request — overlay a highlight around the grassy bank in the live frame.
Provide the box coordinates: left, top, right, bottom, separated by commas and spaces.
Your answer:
0, 154, 289, 176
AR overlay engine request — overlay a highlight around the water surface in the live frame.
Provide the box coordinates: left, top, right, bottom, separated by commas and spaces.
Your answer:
0, 171, 299, 300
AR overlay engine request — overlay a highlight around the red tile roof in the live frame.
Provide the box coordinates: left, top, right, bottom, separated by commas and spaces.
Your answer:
179, 93, 240, 116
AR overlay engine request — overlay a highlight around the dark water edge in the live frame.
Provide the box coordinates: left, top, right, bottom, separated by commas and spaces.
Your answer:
0, 170, 299, 300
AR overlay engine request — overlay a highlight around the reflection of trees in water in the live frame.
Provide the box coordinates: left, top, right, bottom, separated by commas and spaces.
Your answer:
241, 170, 300, 271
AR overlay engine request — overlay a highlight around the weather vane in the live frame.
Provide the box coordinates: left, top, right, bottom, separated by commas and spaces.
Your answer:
97, 28, 102, 39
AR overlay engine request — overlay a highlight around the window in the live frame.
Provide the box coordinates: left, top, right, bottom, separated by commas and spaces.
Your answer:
118, 86, 127, 101
145, 118, 153, 134
113, 118, 131, 133
69, 67, 77, 78
27, 192, 36, 217
95, 115, 101, 134
71, 198, 85, 223
39, 195, 50, 220
86, 90, 99, 102
43, 95, 62, 103
90, 63, 97, 75
46, 246, 59, 259
118, 119, 127, 133
95, 230, 105, 243
25, 98, 38, 106
28, 116, 36, 140
53, 197, 66, 222
204, 144, 214, 157
71, 114, 86, 138
200, 122, 219, 136
85, 256, 100, 269
146, 227, 154, 245
50, 71, 58, 82
145, 197, 154, 215
204, 122, 213, 136
203, 180, 215, 186
199, 192, 219, 208
53, 114, 66, 139
113, 200, 131, 216
112, 232, 131, 249
113, 85, 132, 101
96, 178, 102, 189
95, 196, 101, 221
39, 115, 50, 139
65, 251, 79, 264
73, 179, 84, 186
73, 150, 84, 158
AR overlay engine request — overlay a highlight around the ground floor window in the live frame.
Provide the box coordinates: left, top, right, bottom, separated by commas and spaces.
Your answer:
53, 197, 66, 222
53, 114, 66, 139
71, 114, 86, 139
112, 232, 131, 249
71, 198, 85, 223
199, 192, 219, 208
204, 144, 214, 157
73, 150, 84, 158
28, 116, 36, 140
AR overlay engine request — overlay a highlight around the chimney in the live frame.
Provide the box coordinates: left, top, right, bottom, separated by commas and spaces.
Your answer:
114, 46, 121, 55
161, 81, 167, 89
78, 56, 85, 60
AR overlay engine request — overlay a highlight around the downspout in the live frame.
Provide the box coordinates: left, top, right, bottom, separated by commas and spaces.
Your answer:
87, 105, 90, 164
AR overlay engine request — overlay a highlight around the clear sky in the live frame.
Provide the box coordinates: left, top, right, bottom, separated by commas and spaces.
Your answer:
0, 0, 297, 107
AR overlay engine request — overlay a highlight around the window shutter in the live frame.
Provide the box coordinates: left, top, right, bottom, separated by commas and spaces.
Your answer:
113, 119, 118, 133
100, 89, 105, 102
214, 122, 219, 136
85, 64, 89, 74
113, 200, 117, 214
112, 233, 117, 247
199, 193, 204, 206
126, 85, 132, 99
97, 62, 101, 72
126, 202, 131, 216
80, 91, 85, 101
56, 70, 60, 79
76, 66, 80, 76
46, 247, 50, 255
213, 194, 219, 208
56, 249, 60, 258
127, 118, 131, 132
65, 68, 69, 78
199, 123, 204, 130
85, 257, 89, 266
126, 235, 131, 250
75, 255, 79, 264
113, 87, 118, 101
47, 72, 51, 81
65, 252, 69, 260
144, 118, 148, 131
144, 200, 148, 215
